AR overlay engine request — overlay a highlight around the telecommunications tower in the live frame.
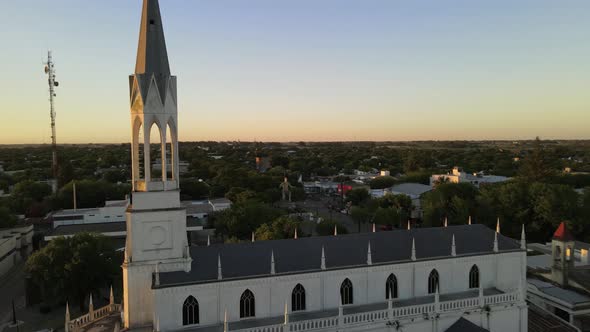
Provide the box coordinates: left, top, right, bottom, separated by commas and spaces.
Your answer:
44, 51, 59, 179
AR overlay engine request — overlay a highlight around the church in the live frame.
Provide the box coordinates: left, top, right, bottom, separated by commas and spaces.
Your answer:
89, 1, 530, 331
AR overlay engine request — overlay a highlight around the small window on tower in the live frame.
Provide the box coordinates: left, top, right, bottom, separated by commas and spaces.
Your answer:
149, 19, 155, 25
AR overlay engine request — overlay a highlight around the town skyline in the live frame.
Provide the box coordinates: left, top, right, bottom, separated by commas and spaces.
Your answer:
1, 0, 590, 144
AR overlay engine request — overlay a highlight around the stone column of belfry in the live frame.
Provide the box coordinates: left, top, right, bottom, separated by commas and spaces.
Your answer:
123, 0, 188, 329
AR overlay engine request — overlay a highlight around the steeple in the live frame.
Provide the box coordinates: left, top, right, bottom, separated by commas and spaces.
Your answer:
135, 0, 170, 75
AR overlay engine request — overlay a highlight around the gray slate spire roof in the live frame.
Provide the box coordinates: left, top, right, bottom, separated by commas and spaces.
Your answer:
158, 224, 522, 288
135, 0, 170, 75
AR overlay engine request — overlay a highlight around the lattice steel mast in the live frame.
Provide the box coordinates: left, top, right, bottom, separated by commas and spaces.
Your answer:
44, 51, 59, 178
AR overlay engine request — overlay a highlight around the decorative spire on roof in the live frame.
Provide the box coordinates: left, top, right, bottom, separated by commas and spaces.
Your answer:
65, 302, 70, 332
88, 293, 94, 316
496, 217, 500, 233
434, 285, 440, 312
521, 224, 526, 250
407, 220, 411, 230
411, 238, 416, 261
252, 232, 255, 243
217, 254, 222, 280
334, 225, 338, 236
223, 308, 228, 332
553, 221, 575, 242
284, 300, 289, 325
451, 234, 456, 257
372, 223, 376, 233
444, 217, 448, 227
135, 0, 170, 75
321, 246, 326, 270
468, 215, 472, 225
109, 285, 114, 305
270, 250, 276, 275
294, 228, 298, 239
493, 231, 499, 253
367, 241, 372, 265
207, 235, 211, 246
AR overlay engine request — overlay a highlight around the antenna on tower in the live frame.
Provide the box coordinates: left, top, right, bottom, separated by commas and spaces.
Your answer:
43, 51, 59, 187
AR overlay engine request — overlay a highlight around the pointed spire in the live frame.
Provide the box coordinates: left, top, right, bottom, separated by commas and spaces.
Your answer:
411, 238, 416, 261
521, 224, 526, 250
334, 225, 338, 236
251, 232, 255, 242
372, 223, 376, 233
321, 246, 326, 270
294, 228, 298, 239
407, 220, 411, 230
451, 234, 456, 257
135, 0, 170, 75
223, 308, 228, 332
88, 294, 94, 317
444, 217, 448, 227
493, 231, 499, 253
496, 217, 501, 233
367, 242, 372, 265
434, 285, 440, 304
65, 302, 71, 332
270, 250, 276, 275
207, 235, 211, 246
478, 281, 484, 307
468, 215, 472, 225
109, 285, 114, 305
217, 254, 222, 280
283, 300, 289, 325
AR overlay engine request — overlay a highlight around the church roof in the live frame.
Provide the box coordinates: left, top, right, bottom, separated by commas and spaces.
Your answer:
553, 221, 575, 242
134, 0, 170, 75
444, 318, 489, 332
157, 224, 521, 287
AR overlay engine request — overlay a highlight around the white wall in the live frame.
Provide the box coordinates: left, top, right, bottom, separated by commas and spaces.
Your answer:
153, 251, 525, 330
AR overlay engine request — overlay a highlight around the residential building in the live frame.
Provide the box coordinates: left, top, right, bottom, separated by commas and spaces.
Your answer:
430, 167, 510, 188
0, 224, 33, 277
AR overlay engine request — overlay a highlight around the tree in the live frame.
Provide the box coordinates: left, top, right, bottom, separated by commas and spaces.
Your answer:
346, 188, 370, 206
213, 201, 284, 240
254, 216, 300, 240
0, 206, 17, 228
519, 137, 555, 182
180, 179, 209, 200
350, 206, 372, 232
369, 176, 396, 189
316, 219, 348, 236
25, 233, 120, 309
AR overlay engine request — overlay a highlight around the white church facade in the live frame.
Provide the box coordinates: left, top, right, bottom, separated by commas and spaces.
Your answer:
113, 1, 530, 332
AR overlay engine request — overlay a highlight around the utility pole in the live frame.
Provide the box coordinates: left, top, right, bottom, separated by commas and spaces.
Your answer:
44, 51, 59, 181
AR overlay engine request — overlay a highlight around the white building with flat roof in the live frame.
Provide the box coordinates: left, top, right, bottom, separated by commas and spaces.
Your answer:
49, 199, 128, 229
430, 167, 509, 188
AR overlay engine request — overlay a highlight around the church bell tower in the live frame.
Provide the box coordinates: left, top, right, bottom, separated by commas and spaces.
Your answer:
122, 0, 190, 328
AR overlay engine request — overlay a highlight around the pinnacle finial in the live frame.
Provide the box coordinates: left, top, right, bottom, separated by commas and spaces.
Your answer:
411, 238, 416, 261
372, 223, 376, 233
468, 215, 472, 225
252, 232, 255, 242
88, 294, 94, 314
109, 285, 114, 305
223, 308, 228, 332
334, 225, 338, 236
207, 235, 211, 246
321, 246, 326, 270
294, 228, 298, 239
65, 301, 71, 332
451, 234, 456, 257
444, 217, 448, 227
407, 220, 411, 230
367, 241, 372, 265
270, 250, 276, 275
218, 254, 223, 280
496, 217, 501, 233
493, 231, 499, 253
521, 224, 526, 250
284, 300, 289, 325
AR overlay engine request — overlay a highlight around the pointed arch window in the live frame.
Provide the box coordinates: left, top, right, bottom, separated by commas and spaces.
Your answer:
386, 274, 398, 299
428, 269, 439, 294
340, 278, 353, 305
469, 265, 479, 289
292, 284, 306, 311
240, 289, 255, 318
182, 296, 199, 326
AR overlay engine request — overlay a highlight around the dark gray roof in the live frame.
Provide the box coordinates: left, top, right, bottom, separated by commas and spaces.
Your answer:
135, 0, 170, 75
51, 222, 126, 236
158, 224, 521, 287
445, 318, 489, 332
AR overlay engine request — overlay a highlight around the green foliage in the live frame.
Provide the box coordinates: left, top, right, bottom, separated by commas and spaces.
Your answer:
53, 180, 130, 210
519, 137, 556, 182
421, 183, 478, 227
10, 180, 52, 215
25, 233, 120, 308
346, 188, 370, 206
0, 206, 17, 228
180, 179, 210, 200
316, 219, 348, 236
254, 216, 300, 240
369, 176, 396, 189
213, 201, 285, 240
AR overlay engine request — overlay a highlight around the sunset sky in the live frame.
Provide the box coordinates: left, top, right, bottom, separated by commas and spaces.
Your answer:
1, 0, 589, 144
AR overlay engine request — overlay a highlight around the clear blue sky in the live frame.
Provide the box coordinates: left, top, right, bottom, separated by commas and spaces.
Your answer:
1, 0, 589, 143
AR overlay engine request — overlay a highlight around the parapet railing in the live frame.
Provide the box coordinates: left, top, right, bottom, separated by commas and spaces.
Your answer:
67, 303, 122, 332
231, 291, 521, 332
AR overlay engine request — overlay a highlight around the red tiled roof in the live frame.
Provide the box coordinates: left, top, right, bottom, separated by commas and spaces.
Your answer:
553, 222, 575, 242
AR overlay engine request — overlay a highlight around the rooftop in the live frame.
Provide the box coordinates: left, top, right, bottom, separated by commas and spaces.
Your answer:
528, 278, 590, 305
158, 224, 521, 287
390, 182, 432, 197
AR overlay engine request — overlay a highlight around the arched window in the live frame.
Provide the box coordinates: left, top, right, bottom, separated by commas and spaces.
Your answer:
292, 284, 306, 311
340, 278, 353, 305
469, 265, 479, 289
182, 296, 199, 326
240, 289, 255, 318
428, 269, 439, 294
386, 274, 398, 299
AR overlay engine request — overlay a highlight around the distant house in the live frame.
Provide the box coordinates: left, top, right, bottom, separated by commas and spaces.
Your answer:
0, 224, 33, 278
49, 199, 129, 229
430, 166, 509, 188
